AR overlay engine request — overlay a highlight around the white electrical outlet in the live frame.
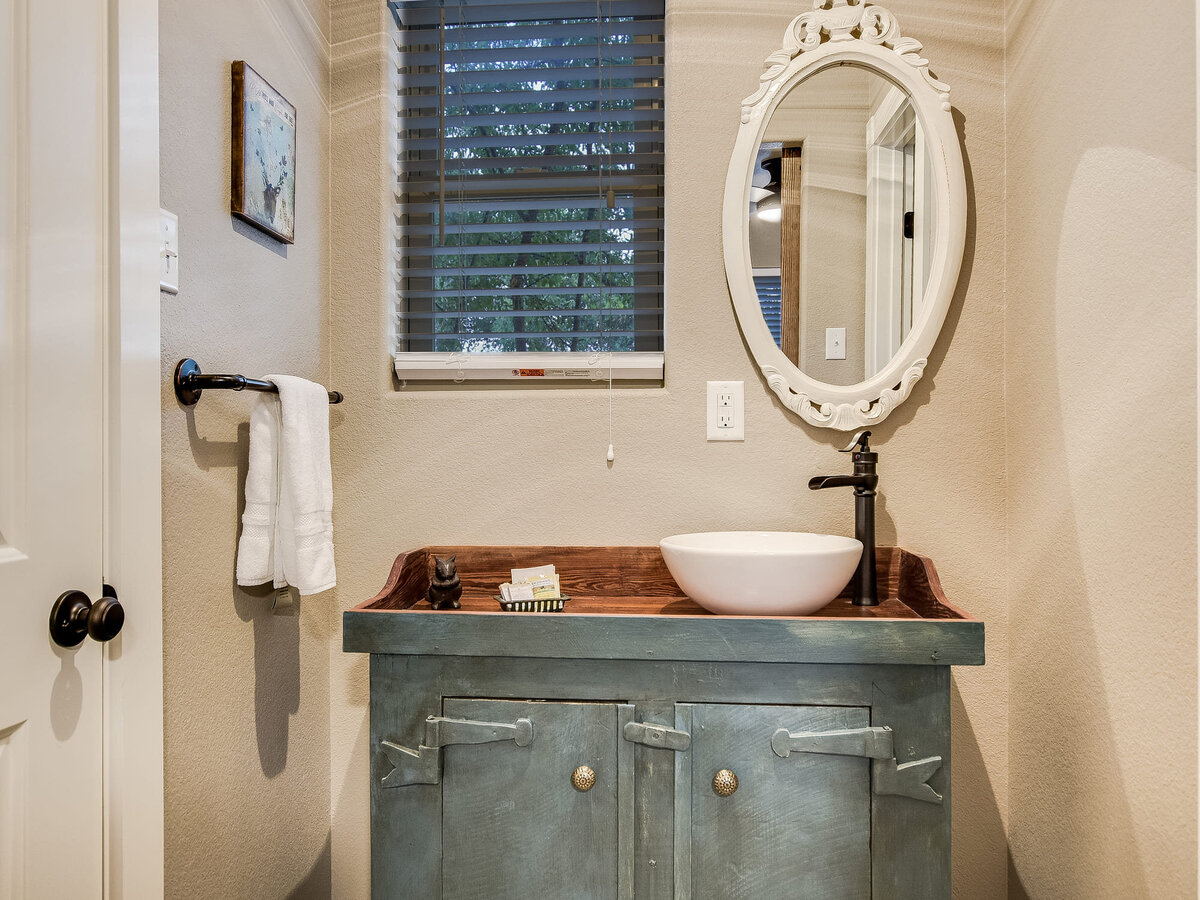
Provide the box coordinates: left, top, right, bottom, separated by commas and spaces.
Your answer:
707, 381, 744, 441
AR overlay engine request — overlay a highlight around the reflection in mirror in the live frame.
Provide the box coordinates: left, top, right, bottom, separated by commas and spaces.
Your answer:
747, 65, 935, 386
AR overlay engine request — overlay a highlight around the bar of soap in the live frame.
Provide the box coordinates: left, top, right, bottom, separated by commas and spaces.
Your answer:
500, 582, 536, 602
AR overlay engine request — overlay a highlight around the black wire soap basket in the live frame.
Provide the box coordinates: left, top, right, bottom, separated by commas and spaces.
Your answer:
494, 595, 570, 613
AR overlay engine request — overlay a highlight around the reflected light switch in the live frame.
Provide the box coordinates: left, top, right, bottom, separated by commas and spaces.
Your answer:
825, 327, 846, 360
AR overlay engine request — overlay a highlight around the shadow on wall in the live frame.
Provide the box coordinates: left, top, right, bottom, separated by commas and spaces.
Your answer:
227, 420, 303, 779
232, 214, 289, 259
1007, 851, 1031, 900
286, 835, 332, 900
1005, 509, 1153, 897
948, 682, 1005, 899
331, 709, 371, 896
232, 580, 302, 778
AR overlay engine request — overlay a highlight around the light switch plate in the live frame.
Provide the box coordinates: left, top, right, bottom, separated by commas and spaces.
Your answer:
160, 208, 179, 294
707, 381, 744, 441
825, 327, 846, 360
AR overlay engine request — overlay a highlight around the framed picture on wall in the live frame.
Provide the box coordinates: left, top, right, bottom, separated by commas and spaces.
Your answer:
231, 61, 296, 244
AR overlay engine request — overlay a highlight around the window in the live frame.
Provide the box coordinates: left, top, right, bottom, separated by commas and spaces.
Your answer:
390, 0, 666, 382
753, 270, 782, 349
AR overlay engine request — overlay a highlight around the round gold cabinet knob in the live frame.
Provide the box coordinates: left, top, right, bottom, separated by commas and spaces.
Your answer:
712, 769, 739, 796
572, 765, 597, 792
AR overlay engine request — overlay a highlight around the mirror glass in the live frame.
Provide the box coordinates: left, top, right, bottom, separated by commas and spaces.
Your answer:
747, 64, 936, 387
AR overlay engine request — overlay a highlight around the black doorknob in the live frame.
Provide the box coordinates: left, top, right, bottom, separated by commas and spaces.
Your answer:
49, 585, 124, 647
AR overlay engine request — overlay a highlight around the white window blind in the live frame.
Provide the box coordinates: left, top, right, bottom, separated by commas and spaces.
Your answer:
753, 271, 782, 349
390, 0, 665, 371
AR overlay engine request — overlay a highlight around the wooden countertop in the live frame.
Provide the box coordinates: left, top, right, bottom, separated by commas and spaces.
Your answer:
343, 545, 984, 666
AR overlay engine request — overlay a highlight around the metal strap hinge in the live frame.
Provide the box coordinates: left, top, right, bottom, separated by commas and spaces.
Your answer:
771, 725, 943, 805
623, 720, 691, 751
381, 715, 534, 788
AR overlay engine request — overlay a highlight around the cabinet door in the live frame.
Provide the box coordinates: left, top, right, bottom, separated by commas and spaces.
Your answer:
676, 704, 871, 899
441, 699, 628, 900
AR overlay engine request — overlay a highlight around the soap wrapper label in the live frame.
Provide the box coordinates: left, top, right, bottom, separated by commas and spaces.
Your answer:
511, 564, 556, 583
527, 575, 560, 599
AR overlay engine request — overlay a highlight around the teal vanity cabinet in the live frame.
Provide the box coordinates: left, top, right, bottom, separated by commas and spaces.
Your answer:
438, 698, 627, 897
344, 546, 984, 899
677, 703, 873, 898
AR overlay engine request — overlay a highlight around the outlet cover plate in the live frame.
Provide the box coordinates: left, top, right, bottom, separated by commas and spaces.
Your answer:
707, 380, 744, 441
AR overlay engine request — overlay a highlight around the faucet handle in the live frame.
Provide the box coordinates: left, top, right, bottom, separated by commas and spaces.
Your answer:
839, 430, 872, 453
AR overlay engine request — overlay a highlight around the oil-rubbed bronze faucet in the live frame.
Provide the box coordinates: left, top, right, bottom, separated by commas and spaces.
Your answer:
808, 430, 878, 606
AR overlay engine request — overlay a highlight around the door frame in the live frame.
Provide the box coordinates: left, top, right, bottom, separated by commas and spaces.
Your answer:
103, 0, 163, 895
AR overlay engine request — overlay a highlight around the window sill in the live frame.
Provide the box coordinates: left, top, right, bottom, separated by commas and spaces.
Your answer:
393, 352, 663, 384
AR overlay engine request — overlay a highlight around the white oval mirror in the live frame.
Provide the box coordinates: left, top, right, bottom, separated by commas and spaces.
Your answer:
724, 1, 966, 430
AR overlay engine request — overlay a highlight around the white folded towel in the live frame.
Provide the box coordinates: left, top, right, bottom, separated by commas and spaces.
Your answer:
235, 392, 281, 587
236, 375, 336, 596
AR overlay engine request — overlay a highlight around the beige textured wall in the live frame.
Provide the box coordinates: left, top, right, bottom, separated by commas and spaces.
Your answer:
799, 179, 867, 383
765, 69, 871, 383
328, 0, 1009, 895
159, 0, 332, 896
1004, 1, 1198, 897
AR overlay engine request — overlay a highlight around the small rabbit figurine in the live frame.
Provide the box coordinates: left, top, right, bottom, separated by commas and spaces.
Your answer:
427, 556, 462, 610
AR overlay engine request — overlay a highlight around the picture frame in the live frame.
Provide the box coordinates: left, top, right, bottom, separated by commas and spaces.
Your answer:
231, 61, 297, 244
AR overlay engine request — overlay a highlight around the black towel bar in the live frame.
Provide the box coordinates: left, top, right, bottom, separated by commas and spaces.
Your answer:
173, 358, 343, 406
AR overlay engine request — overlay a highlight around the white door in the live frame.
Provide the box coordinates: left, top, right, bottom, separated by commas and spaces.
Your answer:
0, 0, 111, 896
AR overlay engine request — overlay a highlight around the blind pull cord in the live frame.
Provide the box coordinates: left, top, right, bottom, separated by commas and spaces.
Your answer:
437, 6, 445, 245
597, 0, 614, 463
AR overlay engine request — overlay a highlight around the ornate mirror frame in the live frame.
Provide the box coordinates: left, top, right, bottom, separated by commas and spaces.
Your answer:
723, 0, 966, 430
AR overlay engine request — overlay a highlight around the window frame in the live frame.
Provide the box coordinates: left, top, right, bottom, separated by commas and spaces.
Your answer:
388, 0, 667, 385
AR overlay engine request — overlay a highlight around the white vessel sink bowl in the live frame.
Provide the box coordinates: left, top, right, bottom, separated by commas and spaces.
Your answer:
658, 531, 863, 616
